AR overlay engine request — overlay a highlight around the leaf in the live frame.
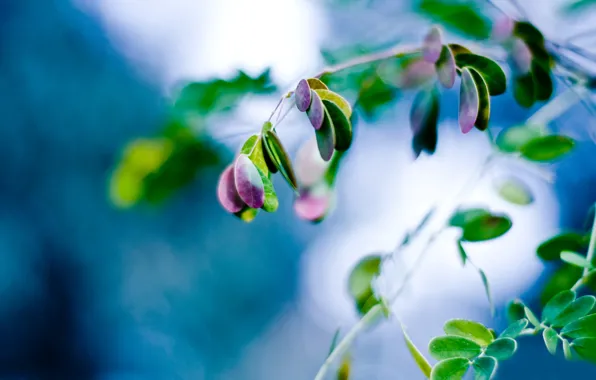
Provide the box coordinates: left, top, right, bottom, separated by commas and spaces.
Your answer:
492, 16, 514, 42
509, 38, 532, 74
495, 177, 534, 205
449, 44, 472, 57
256, 167, 278, 213
532, 61, 554, 101
543, 327, 559, 355
563, 338, 573, 360
564, 0, 596, 13
520, 135, 575, 162
561, 314, 596, 339
468, 67, 490, 131
472, 356, 497, 380
401, 324, 433, 378
537, 232, 587, 261
295, 79, 312, 112
418, 0, 491, 39
461, 214, 512, 242
328, 329, 341, 357
551, 296, 596, 327
217, 164, 246, 213
571, 337, 596, 363
307, 78, 328, 90
241, 134, 270, 175
507, 300, 526, 322
540, 264, 583, 305
295, 137, 329, 187
457, 240, 468, 265
316, 109, 337, 162
307, 90, 325, 130
436, 45, 456, 88
323, 99, 352, 151
485, 338, 517, 360
263, 130, 299, 190
428, 336, 482, 360
513, 21, 552, 69
443, 319, 494, 346
234, 206, 259, 222
423, 26, 443, 63
315, 89, 353, 118
348, 255, 382, 315
337, 356, 351, 380
459, 68, 479, 134
496, 125, 542, 153
542, 290, 576, 323
449, 208, 491, 228
477, 268, 494, 316
525, 306, 541, 327
455, 54, 507, 96
234, 154, 265, 209
430, 358, 470, 380
410, 87, 440, 157
561, 251, 593, 269
500, 319, 529, 339
513, 73, 536, 108
294, 185, 332, 223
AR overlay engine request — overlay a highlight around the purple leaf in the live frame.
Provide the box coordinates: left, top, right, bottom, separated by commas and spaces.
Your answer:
307, 90, 325, 130
459, 68, 480, 134
295, 79, 311, 112
295, 137, 328, 188
423, 26, 443, 63
316, 109, 336, 161
234, 154, 265, 208
217, 165, 245, 213
294, 188, 331, 222
510, 38, 532, 74
436, 45, 456, 89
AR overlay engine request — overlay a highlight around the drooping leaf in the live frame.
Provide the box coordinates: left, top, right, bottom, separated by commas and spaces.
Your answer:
509, 38, 532, 75
468, 67, 490, 131
337, 355, 351, 380
328, 329, 341, 358
472, 356, 497, 380
563, 338, 573, 360
571, 337, 596, 363
541, 264, 583, 305
294, 184, 332, 223
496, 124, 542, 153
428, 336, 482, 360
477, 268, 494, 316
295, 79, 312, 112
348, 255, 382, 315
449, 44, 472, 57
295, 137, 329, 187
410, 87, 440, 157
401, 323, 433, 378
551, 296, 596, 327
507, 300, 526, 323
316, 109, 337, 161
397, 58, 437, 89
561, 314, 596, 339
449, 208, 491, 228
455, 54, 507, 95
418, 0, 491, 39
495, 177, 534, 205
217, 165, 245, 213
520, 135, 575, 162
263, 130, 299, 191
513, 73, 536, 108
457, 240, 468, 265
537, 232, 588, 261
234, 154, 265, 209
561, 251, 593, 269
543, 290, 576, 323
323, 99, 352, 151
423, 26, 443, 63
525, 306, 541, 327
513, 21, 552, 69
436, 45, 456, 88
459, 68, 480, 134
307, 90, 325, 130
430, 358, 470, 380
461, 214, 512, 242
500, 319, 529, 339
307, 78, 329, 90
256, 167, 278, 213
532, 61, 554, 101
543, 327, 559, 355
234, 206, 259, 222
485, 338, 517, 360
443, 319, 494, 346
241, 134, 270, 176
315, 89, 353, 118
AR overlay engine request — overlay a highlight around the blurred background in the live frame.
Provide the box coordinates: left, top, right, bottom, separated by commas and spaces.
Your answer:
1, 0, 596, 378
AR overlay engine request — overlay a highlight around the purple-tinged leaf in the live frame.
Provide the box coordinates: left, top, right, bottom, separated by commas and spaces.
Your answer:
436, 45, 456, 89
295, 137, 329, 188
510, 38, 532, 74
307, 90, 325, 130
234, 154, 265, 208
217, 164, 245, 213
398, 59, 436, 89
322, 99, 352, 151
459, 68, 479, 134
316, 109, 336, 161
295, 79, 311, 112
294, 187, 331, 222
468, 67, 490, 131
492, 16, 514, 42
423, 26, 443, 63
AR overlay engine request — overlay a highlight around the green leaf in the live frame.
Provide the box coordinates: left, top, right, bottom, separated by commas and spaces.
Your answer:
410, 87, 440, 158
429, 336, 482, 360
436, 45, 456, 89
540, 264, 583, 305
532, 61, 553, 101
520, 135, 575, 162
263, 130, 298, 190
513, 22, 552, 69
348, 255, 382, 315
525, 306, 541, 327
513, 73, 536, 108
443, 319, 494, 346
537, 232, 588, 261
563, 338, 573, 360
418, 0, 491, 39
449, 208, 491, 228
256, 167, 278, 213
449, 44, 472, 57
401, 324, 433, 378
461, 214, 512, 242
468, 67, 490, 131
455, 54, 507, 96
561, 314, 596, 339
322, 99, 352, 151
564, 0, 596, 13
459, 67, 479, 134
431, 358, 470, 380
551, 296, 596, 327
327, 329, 341, 357
500, 319, 529, 339
315, 89, 353, 118
496, 177, 534, 205
543, 327, 559, 355
507, 300, 526, 323
485, 338, 517, 360
316, 108, 337, 161
472, 356, 497, 380
560, 251, 593, 269
542, 290, 576, 323
496, 124, 542, 153
234, 206, 259, 222
457, 240, 468, 265
571, 337, 596, 363
477, 268, 494, 316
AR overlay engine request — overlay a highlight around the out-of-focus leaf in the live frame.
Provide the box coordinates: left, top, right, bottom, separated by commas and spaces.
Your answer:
328, 329, 341, 357
513, 73, 536, 108
477, 268, 494, 316
564, 0, 596, 13
459, 68, 479, 134
532, 61, 554, 101
485, 338, 517, 360
561, 251, 593, 268
496, 177, 534, 205
401, 323, 433, 378
429, 336, 482, 360
500, 319, 529, 339
509, 38, 532, 75
472, 356, 497, 380
455, 54, 507, 95
468, 67, 490, 131
520, 135, 575, 162
543, 327, 559, 355
563, 338, 574, 360
443, 319, 494, 346
263, 130, 299, 190
423, 26, 444, 63
323, 99, 352, 151
418, 0, 491, 39
542, 290, 576, 323
348, 255, 382, 315
295, 137, 329, 188
234, 154, 265, 209
496, 124, 542, 153
461, 214, 512, 242
235, 206, 259, 222
449, 208, 491, 228
513, 21, 552, 69
492, 16, 514, 42
430, 358, 470, 380
571, 337, 596, 363
551, 296, 596, 327
337, 356, 351, 380
538, 232, 588, 261
457, 240, 468, 265
294, 185, 332, 223
449, 44, 472, 57
410, 87, 440, 157
436, 45, 456, 88
541, 264, 583, 305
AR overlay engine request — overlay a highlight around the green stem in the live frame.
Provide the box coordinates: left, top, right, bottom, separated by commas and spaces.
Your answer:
569, 206, 596, 291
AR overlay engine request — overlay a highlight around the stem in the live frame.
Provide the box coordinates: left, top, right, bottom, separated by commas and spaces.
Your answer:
570, 206, 596, 291
526, 83, 589, 127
